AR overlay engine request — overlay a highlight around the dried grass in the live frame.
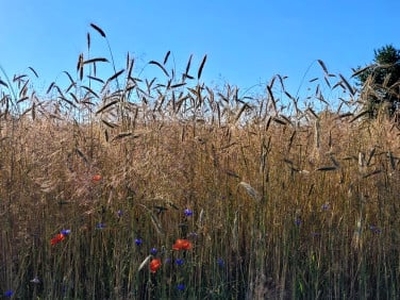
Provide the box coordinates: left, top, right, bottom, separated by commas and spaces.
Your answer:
0, 25, 400, 299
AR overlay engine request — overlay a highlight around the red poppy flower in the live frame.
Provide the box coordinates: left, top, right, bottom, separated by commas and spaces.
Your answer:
50, 233, 65, 246
172, 239, 192, 251
92, 174, 102, 182
149, 258, 162, 273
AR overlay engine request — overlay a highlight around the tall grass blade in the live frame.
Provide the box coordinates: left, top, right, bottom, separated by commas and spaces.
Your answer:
198, 55, 207, 80
317, 59, 329, 75
339, 74, 355, 95
83, 58, 109, 65
149, 60, 169, 77
163, 50, 171, 65
238, 182, 261, 201
138, 255, 152, 272
28, 67, 38, 78
90, 23, 106, 38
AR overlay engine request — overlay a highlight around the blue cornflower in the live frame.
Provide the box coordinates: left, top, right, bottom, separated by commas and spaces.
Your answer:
175, 258, 185, 266
135, 238, 143, 246
176, 283, 185, 291
61, 229, 71, 235
184, 208, 193, 217
217, 258, 225, 268
96, 223, 106, 229
295, 218, 302, 226
4, 290, 14, 298
150, 247, 158, 255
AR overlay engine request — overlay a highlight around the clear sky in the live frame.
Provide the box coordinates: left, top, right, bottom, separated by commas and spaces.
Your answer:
0, 0, 399, 100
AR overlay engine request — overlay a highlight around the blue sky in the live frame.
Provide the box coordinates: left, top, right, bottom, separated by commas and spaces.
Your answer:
1, 0, 399, 100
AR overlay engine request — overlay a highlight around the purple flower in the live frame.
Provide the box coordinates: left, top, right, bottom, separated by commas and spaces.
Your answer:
164, 258, 171, 264
96, 223, 106, 229
184, 208, 193, 217
135, 238, 143, 246
4, 290, 14, 298
61, 229, 71, 235
176, 283, 185, 291
321, 203, 330, 210
370, 225, 382, 234
117, 210, 123, 217
150, 247, 158, 255
295, 218, 302, 226
188, 232, 198, 239
175, 258, 185, 266
217, 258, 225, 268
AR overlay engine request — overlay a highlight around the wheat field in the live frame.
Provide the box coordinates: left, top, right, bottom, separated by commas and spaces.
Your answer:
1, 24, 400, 299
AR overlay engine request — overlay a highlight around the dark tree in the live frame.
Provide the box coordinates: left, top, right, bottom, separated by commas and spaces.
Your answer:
355, 44, 400, 120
